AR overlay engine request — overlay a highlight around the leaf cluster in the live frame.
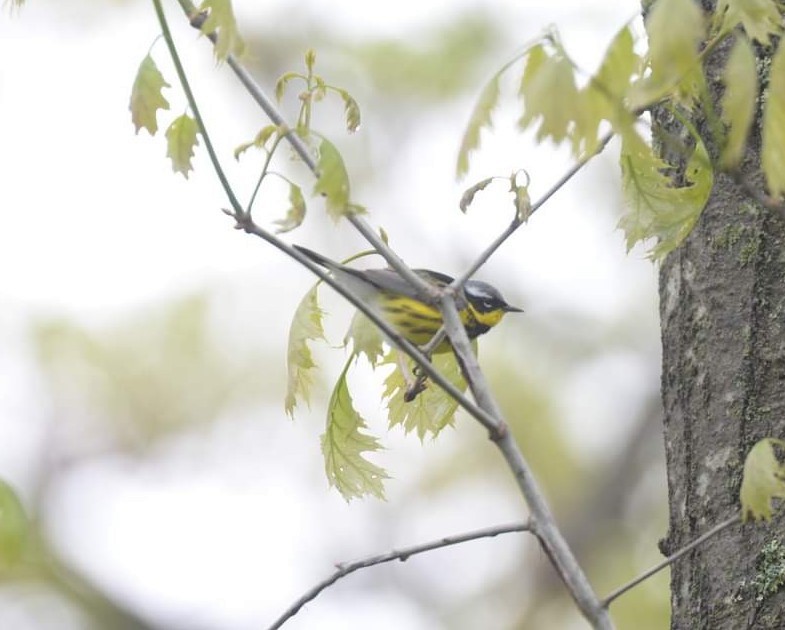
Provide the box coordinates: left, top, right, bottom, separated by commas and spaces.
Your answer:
457, 0, 785, 259
286, 273, 472, 501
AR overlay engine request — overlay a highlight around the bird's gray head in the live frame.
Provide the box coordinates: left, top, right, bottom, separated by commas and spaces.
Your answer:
465, 280, 523, 314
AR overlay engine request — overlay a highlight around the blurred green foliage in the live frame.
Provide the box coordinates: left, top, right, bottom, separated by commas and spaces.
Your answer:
31, 293, 268, 453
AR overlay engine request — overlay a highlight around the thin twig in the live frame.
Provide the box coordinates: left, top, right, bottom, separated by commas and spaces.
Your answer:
161, 4, 613, 628
601, 513, 742, 608
452, 131, 614, 290
152, 0, 500, 433
176, 0, 436, 298
438, 296, 613, 629
267, 522, 533, 630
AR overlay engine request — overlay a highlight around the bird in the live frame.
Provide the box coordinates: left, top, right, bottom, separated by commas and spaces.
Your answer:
293, 245, 522, 352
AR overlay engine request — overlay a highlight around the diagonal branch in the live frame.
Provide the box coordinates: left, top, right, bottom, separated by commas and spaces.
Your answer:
267, 522, 533, 630
159, 3, 614, 628
452, 132, 614, 290
601, 512, 742, 608
176, 0, 436, 299
438, 296, 613, 629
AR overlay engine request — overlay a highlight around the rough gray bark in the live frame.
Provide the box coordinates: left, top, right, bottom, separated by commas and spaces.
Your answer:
657, 7, 785, 627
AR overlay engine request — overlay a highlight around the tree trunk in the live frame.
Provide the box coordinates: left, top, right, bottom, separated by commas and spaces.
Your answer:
657, 8, 785, 627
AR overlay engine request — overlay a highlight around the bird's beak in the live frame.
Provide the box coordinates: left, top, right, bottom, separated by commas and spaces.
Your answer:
503, 303, 524, 313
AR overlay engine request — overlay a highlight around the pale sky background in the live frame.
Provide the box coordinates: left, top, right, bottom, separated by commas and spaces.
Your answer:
0, 1, 658, 629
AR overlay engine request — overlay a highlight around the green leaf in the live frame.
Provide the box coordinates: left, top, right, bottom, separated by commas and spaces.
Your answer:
382, 347, 472, 441
274, 182, 307, 234
716, 0, 783, 45
322, 361, 388, 501
618, 127, 712, 259
762, 41, 785, 198
741, 438, 785, 522
720, 36, 758, 169
234, 125, 279, 160
576, 25, 641, 155
274, 72, 300, 102
459, 177, 494, 213
0, 479, 31, 569
199, 0, 245, 62
593, 25, 639, 101
336, 89, 361, 133
630, 0, 705, 108
284, 285, 325, 417
305, 49, 317, 74
344, 311, 384, 367
456, 73, 501, 178
165, 114, 199, 178
518, 46, 580, 145
510, 172, 532, 221
313, 138, 351, 221
129, 54, 170, 136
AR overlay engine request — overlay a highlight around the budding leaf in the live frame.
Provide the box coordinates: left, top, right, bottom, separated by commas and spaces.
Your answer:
344, 311, 384, 367
284, 285, 325, 417
274, 182, 307, 234
165, 114, 199, 178
129, 54, 170, 135
762, 41, 785, 198
456, 73, 501, 178
630, 0, 705, 108
199, 0, 245, 62
518, 47, 580, 145
314, 138, 351, 221
720, 36, 757, 169
322, 361, 388, 501
618, 127, 711, 259
383, 346, 472, 441
741, 438, 785, 522
715, 0, 783, 45
459, 177, 494, 213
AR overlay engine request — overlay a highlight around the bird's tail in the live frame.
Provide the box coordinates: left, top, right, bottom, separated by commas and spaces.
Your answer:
292, 244, 333, 268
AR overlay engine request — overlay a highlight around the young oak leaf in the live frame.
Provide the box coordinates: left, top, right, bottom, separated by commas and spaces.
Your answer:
715, 0, 783, 45
456, 73, 501, 178
334, 88, 362, 133
314, 138, 352, 221
199, 0, 245, 62
574, 26, 639, 157
284, 284, 325, 417
762, 41, 785, 198
382, 346, 472, 441
234, 125, 279, 160
344, 311, 384, 367
629, 0, 705, 109
740, 438, 785, 522
518, 46, 580, 146
274, 183, 307, 234
165, 114, 199, 178
720, 36, 757, 169
129, 54, 170, 136
321, 361, 388, 501
618, 127, 712, 259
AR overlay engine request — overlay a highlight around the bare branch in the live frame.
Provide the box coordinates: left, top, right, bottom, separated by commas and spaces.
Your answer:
161, 4, 614, 628
438, 296, 613, 629
175, 0, 436, 299
267, 522, 533, 630
601, 513, 741, 608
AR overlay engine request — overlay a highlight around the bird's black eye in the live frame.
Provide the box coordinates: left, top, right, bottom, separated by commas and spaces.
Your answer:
481, 298, 496, 311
